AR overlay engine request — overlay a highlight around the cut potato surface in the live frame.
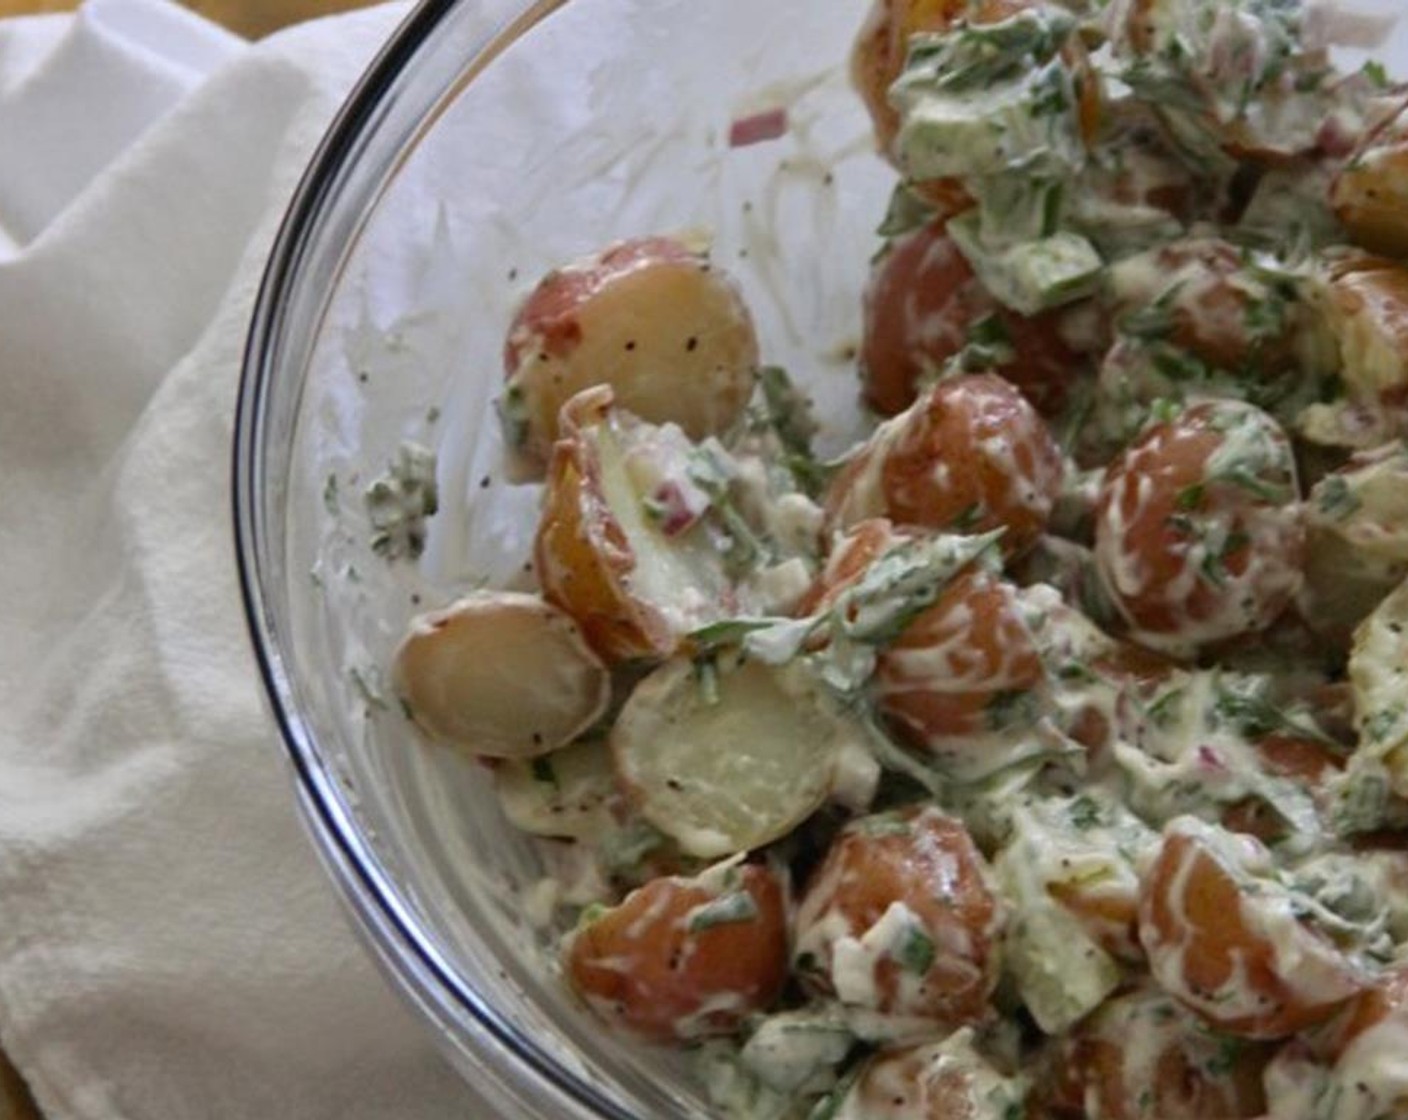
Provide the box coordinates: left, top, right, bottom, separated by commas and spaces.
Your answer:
392, 591, 610, 758
500, 236, 758, 478
611, 653, 851, 859
534, 387, 733, 662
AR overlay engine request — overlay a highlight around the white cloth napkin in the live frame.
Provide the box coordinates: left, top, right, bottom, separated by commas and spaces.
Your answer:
0, 2, 474, 1116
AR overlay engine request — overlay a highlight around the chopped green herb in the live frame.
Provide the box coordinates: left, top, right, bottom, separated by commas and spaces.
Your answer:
897, 925, 936, 975
1147, 688, 1185, 730
496, 383, 531, 449
1068, 795, 1102, 830
364, 442, 439, 562
531, 757, 558, 787
987, 689, 1038, 732
1365, 707, 1404, 743
1176, 483, 1206, 511
1212, 678, 1345, 752
687, 890, 760, 933
1315, 475, 1361, 521
876, 181, 937, 240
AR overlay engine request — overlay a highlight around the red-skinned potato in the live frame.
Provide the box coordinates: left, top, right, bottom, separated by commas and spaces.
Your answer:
500, 237, 758, 477
1138, 816, 1367, 1039
826, 373, 1064, 559
793, 805, 1003, 1025
1109, 237, 1299, 374
565, 863, 788, 1042
534, 387, 732, 662
1093, 398, 1305, 657
1033, 985, 1273, 1120
1332, 104, 1408, 260
839, 1033, 1023, 1118
392, 591, 610, 758
861, 221, 1084, 417
796, 519, 912, 618
875, 568, 1047, 762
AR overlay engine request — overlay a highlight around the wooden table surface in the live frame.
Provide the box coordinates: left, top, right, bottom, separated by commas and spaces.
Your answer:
0, 1, 379, 1112
0, 0, 376, 38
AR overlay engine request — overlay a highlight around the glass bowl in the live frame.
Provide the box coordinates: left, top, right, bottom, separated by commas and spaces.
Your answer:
234, 0, 1408, 1116
233, 0, 887, 1115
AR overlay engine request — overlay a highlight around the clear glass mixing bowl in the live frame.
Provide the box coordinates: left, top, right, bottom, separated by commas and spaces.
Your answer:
233, 0, 1408, 1115
233, 0, 890, 1114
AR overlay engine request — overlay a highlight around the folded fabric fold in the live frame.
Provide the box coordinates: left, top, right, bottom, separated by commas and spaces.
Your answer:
0, 2, 474, 1117
0, 0, 242, 252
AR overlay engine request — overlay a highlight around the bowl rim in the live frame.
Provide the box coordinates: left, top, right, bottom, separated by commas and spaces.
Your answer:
231, 3, 638, 1115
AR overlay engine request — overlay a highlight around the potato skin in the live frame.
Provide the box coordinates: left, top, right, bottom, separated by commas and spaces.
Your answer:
1138, 817, 1366, 1039
534, 388, 679, 662
875, 569, 1046, 751
793, 805, 1003, 1024
1333, 105, 1408, 260
860, 222, 1084, 418
502, 236, 758, 475
826, 373, 1064, 559
1033, 986, 1273, 1120
565, 864, 789, 1041
1110, 237, 1298, 374
842, 1037, 1020, 1119
1093, 399, 1304, 656
391, 591, 610, 758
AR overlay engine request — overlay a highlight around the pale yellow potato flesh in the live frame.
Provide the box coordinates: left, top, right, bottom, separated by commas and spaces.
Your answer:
393, 591, 610, 759
611, 653, 850, 859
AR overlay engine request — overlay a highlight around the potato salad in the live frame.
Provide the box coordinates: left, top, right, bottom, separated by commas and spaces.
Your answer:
388, 0, 1408, 1116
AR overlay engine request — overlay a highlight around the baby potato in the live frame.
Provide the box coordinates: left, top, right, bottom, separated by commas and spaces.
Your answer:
1109, 237, 1299, 374
611, 651, 850, 860
565, 862, 788, 1042
835, 1031, 1024, 1119
1299, 443, 1408, 644
1261, 968, 1408, 1120
826, 373, 1064, 558
1093, 398, 1305, 657
1332, 106, 1408, 259
860, 220, 1085, 417
1138, 816, 1367, 1039
392, 591, 609, 758
500, 236, 758, 476
1346, 575, 1408, 802
1033, 985, 1273, 1120
1323, 965, 1408, 1065
874, 569, 1047, 773
1315, 254, 1408, 403
793, 805, 1003, 1025
797, 518, 912, 617
534, 387, 733, 662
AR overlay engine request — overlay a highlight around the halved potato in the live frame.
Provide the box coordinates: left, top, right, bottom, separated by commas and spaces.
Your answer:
1347, 575, 1408, 800
565, 862, 789, 1041
534, 386, 733, 662
1314, 254, 1408, 401
1333, 106, 1408, 260
611, 652, 851, 859
1139, 816, 1367, 1038
392, 591, 609, 758
500, 236, 758, 478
